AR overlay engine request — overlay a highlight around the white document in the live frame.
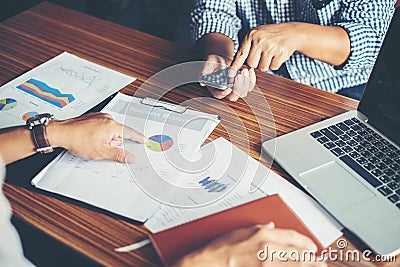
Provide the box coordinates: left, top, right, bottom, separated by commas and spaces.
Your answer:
32, 153, 160, 222
31, 93, 220, 222
131, 136, 264, 208
104, 93, 220, 159
0, 52, 135, 128
145, 138, 343, 248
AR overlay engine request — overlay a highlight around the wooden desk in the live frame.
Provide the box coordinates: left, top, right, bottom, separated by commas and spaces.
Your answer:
0, 2, 395, 267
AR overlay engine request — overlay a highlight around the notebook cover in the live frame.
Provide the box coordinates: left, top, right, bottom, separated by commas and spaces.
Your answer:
150, 194, 323, 266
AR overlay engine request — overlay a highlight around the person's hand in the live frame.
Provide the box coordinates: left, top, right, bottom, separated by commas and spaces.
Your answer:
47, 112, 147, 163
200, 54, 256, 102
230, 22, 302, 73
200, 54, 232, 99
175, 223, 326, 267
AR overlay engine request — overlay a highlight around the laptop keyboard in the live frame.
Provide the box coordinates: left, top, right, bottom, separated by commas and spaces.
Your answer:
310, 117, 400, 209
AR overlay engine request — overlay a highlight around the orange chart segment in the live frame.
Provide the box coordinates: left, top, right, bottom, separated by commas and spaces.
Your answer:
146, 135, 174, 152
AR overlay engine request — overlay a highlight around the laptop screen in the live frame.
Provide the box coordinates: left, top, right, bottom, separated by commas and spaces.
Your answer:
358, 9, 400, 145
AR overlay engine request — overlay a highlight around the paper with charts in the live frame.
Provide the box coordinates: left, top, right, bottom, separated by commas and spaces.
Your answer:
0, 52, 135, 128
31, 93, 221, 222
144, 137, 343, 248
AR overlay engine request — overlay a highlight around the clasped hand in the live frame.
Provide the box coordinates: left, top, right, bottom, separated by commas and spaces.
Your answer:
201, 23, 300, 101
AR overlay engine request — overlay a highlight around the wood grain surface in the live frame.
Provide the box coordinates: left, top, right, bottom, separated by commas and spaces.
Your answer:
0, 2, 398, 267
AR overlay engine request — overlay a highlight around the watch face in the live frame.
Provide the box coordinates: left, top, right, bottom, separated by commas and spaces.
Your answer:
26, 113, 53, 127
39, 116, 50, 124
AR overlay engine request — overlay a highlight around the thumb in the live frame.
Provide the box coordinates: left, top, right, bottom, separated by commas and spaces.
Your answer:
104, 147, 135, 164
200, 61, 215, 76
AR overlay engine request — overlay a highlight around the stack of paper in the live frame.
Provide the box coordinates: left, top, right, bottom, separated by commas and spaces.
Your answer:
32, 93, 221, 221
144, 138, 343, 248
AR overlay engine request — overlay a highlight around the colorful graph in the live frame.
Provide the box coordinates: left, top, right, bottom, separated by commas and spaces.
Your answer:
0, 98, 17, 111
17, 78, 75, 108
198, 176, 228, 192
22, 111, 39, 121
146, 134, 174, 152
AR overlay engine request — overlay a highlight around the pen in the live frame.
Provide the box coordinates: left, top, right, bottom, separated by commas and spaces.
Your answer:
114, 238, 151, 252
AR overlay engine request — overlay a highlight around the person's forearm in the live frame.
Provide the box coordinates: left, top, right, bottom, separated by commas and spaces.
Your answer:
294, 22, 351, 66
0, 126, 37, 164
0, 113, 145, 165
197, 33, 235, 60
0, 121, 62, 164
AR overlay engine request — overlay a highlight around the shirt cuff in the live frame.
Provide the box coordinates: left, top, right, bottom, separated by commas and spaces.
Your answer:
334, 22, 382, 71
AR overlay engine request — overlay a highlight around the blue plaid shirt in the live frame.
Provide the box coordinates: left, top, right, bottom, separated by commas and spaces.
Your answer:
191, 0, 396, 92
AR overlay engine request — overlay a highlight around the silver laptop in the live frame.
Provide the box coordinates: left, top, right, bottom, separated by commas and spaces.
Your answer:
263, 9, 400, 256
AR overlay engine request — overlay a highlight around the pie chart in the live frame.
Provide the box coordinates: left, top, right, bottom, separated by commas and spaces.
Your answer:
22, 111, 39, 121
0, 98, 17, 111
146, 134, 174, 152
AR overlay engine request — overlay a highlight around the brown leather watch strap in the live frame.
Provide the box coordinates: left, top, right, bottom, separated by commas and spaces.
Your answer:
31, 124, 53, 154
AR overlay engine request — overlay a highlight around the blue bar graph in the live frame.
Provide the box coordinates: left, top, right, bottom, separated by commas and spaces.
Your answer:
198, 177, 228, 192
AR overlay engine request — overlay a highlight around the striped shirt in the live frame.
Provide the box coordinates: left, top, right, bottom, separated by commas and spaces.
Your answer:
191, 0, 396, 92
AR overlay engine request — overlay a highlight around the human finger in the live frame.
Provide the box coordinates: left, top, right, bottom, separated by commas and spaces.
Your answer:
226, 74, 242, 102
258, 52, 273, 72
208, 86, 232, 99
230, 38, 252, 75
103, 147, 135, 164
227, 67, 253, 101
200, 61, 216, 77
236, 68, 250, 98
122, 125, 147, 144
269, 54, 285, 71
109, 139, 123, 147
249, 68, 256, 92
200, 56, 229, 86
241, 68, 252, 97
243, 68, 256, 94
241, 68, 253, 97
270, 49, 291, 71
246, 48, 262, 69
257, 228, 318, 251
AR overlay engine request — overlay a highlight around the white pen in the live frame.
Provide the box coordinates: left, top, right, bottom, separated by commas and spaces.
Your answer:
114, 238, 151, 253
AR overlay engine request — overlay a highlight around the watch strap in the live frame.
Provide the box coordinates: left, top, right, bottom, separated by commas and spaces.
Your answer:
32, 124, 53, 154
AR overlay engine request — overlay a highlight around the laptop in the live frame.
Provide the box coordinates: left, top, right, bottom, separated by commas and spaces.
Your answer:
263, 9, 400, 256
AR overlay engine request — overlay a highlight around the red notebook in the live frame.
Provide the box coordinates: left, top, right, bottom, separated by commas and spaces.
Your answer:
150, 194, 322, 266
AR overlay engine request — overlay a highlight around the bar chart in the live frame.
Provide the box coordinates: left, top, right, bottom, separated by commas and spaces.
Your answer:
198, 176, 228, 193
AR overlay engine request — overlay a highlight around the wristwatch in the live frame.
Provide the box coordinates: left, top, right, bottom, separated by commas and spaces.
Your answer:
26, 113, 55, 154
